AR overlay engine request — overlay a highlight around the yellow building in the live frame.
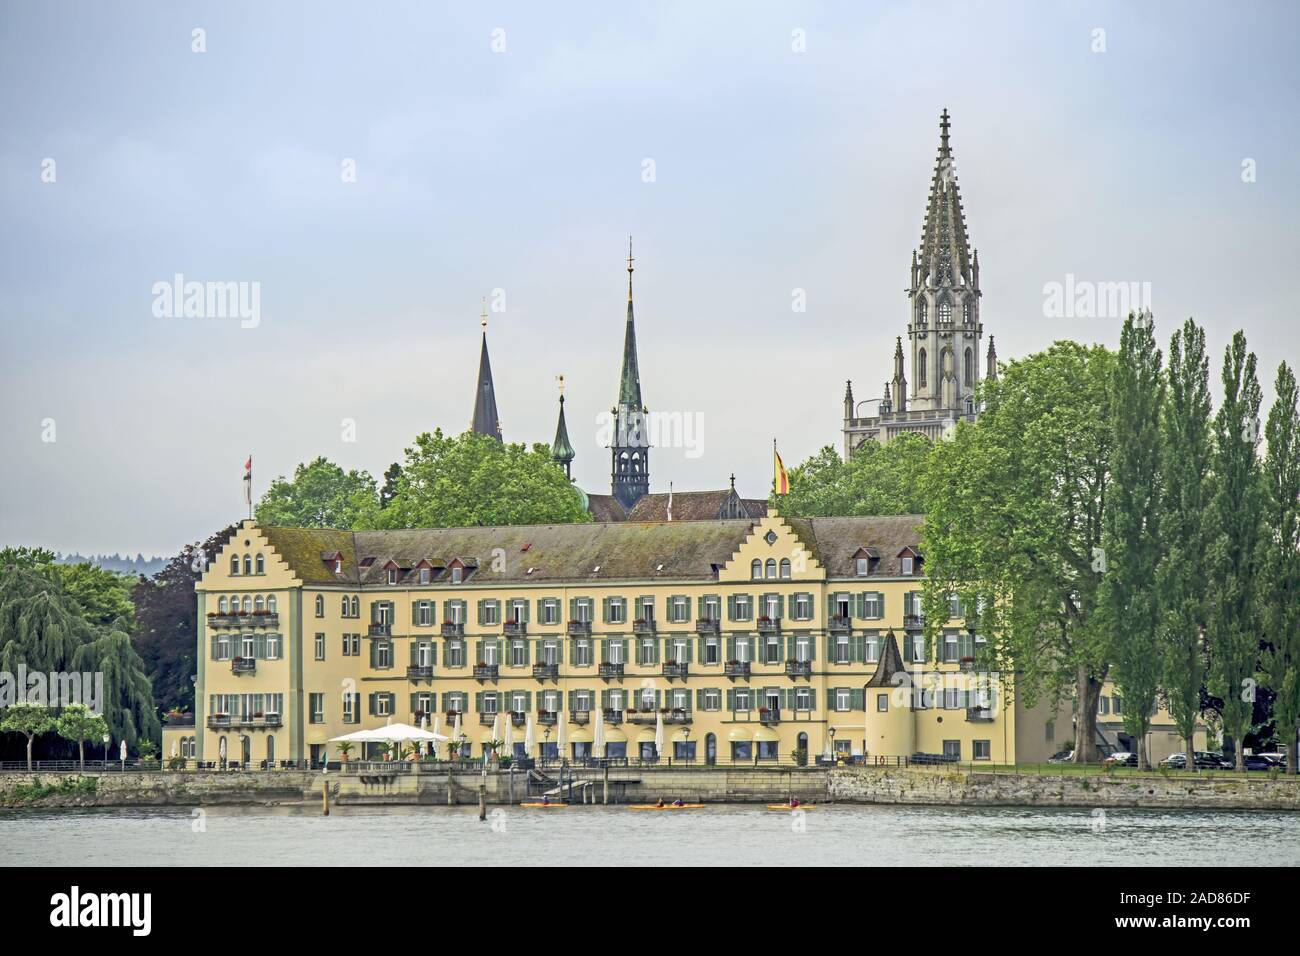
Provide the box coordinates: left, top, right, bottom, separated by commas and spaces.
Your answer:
167, 512, 1069, 768
1094, 681, 1209, 763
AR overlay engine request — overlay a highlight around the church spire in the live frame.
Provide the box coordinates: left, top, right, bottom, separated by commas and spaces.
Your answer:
551, 375, 575, 479
619, 236, 643, 409
986, 336, 998, 381
611, 237, 649, 511
916, 107, 974, 290
470, 299, 502, 441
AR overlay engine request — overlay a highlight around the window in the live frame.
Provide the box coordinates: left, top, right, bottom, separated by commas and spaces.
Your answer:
310, 693, 324, 723
701, 596, 719, 622
509, 640, 527, 667
267, 595, 277, 614
342, 694, 357, 724
670, 596, 689, 623
973, 740, 991, 761
312, 633, 324, 660
574, 598, 592, 623
450, 566, 463, 584
731, 594, 752, 621
606, 640, 625, 665
865, 632, 880, 663
947, 593, 962, 619
764, 594, 781, 620
733, 688, 751, 712
243, 556, 252, 575
764, 635, 781, 664
416, 601, 433, 626
230, 555, 239, 575
542, 640, 559, 666
419, 567, 431, 584
856, 557, 869, 576
218, 596, 228, 613
703, 636, 720, 665
703, 689, 721, 711
943, 687, 962, 710
1113, 696, 1124, 716
606, 598, 626, 624
794, 635, 811, 662
751, 559, 762, 580
835, 634, 850, 664
314, 595, 324, 617
350, 596, 360, 617
835, 689, 851, 712
862, 592, 882, 619
939, 301, 952, 325
793, 593, 811, 620
764, 559, 776, 579
943, 632, 959, 663
341, 595, 349, 616
573, 639, 592, 667
446, 641, 466, 667
255, 554, 265, 574
779, 558, 792, 580
255, 595, 265, 613
214, 635, 230, 660
942, 740, 961, 759
877, 693, 889, 713
795, 687, 812, 712
918, 348, 928, 388
917, 299, 927, 324
387, 569, 398, 585
964, 347, 974, 387
1099, 697, 1110, 715
901, 556, 914, 575
377, 695, 392, 717
540, 599, 560, 625
375, 641, 392, 669
241, 596, 252, 613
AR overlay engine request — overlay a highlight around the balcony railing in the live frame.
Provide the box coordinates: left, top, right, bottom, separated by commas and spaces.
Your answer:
570, 711, 590, 725
536, 712, 558, 727
904, 615, 925, 629
206, 714, 282, 729
759, 708, 781, 725
406, 665, 434, 680
567, 620, 592, 636
662, 662, 689, 681
473, 664, 499, 682
628, 709, 693, 725
785, 660, 812, 679
695, 618, 720, 636
509, 712, 526, 727
503, 621, 527, 637
231, 657, 256, 675
966, 707, 995, 722
598, 662, 624, 681
757, 618, 782, 635
209, 612, 279, 629
828, 615, 852, 634
724, 661, 751, 680
440, 622, 464, 638
602, 708, 623, 725
368, 623, 392, 637
479, 713, 498, 726
532, 663, 559, 682
632, 619, 656, 636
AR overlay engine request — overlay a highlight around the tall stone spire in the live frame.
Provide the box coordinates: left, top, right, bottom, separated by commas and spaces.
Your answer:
917, 107, 974, 289
986, 336, 998, 381
610, 237, 649, 510
470, 299, 502, 441
551, 375, 575, 480
892, 336, 908, 413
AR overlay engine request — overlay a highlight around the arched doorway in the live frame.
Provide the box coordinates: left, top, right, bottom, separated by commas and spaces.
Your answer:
705, 733, 717, 767
240, 736, 251, 767
796, 732, 809, 766
266, 735, 275, 768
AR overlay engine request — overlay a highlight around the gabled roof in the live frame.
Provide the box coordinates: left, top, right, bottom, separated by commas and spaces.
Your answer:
585, 494, 627, 523
781, 515, 924, 577
865, 630, 907, 688
625, 489, 766, 522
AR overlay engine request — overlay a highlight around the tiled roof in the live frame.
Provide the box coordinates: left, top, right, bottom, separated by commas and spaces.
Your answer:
584, 494, 627, 523
625, 490, 766, 522
785, 515, 924, 577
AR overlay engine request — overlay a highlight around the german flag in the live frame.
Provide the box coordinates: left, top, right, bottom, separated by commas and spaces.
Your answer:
773, 440, 789, 495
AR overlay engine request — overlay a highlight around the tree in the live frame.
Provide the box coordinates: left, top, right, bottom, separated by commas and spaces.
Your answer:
1099, 314, 1165, 769
53, 562, 135, 628
1155, 319, 1214, 771
0, 702, 55, 770
255, 457, 380, 529
132, 525, 236, 714
1261, 361, 1300, 773
375, 430, 589, 529
1205, 331, 1264, 771
380, 462, 403, 509
55, 703, 109, 771
777, 433, 934, 517
920, 342, 1114, 761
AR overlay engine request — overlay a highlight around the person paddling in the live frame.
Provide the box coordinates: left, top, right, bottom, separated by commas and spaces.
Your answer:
672, 798, 684, 807
655, 798, 665, 808
789, 797, 800, 808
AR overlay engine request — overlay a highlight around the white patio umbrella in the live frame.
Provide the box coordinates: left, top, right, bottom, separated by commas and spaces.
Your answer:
593, 707, 606, 758
119, 739, 127, 761
452, 713, 462, 754
654, 710, 665, 761
557, 712, 568, 758
491, 712, 502, 743
525, 715, 536, 757
432, 714, 441, 739
822, 728, 833, 761
219, 737, 228, 763
328, 722, 446, 744
504, 712, 515, 755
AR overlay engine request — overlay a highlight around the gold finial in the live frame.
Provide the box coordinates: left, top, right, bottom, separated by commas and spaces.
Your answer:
556, 373, 565, 398
480, 297, 488, 331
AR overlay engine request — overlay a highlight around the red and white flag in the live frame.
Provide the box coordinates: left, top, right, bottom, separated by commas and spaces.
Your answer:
243, 456, 252, 506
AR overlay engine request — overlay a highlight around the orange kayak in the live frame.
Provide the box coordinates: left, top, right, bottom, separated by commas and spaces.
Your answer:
766, 804, 817, 810
519, 802, 567, 808
628, 804, 705, 810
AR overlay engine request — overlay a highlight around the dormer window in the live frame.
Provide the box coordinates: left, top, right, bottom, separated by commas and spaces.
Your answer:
419, 568, 431, 584
334, 559, 342, 574
856, 557, 869, 576
899, 546, 922, 576
901, 557, 914, 575
387, 569, 398, 585
451, 567, 463, 584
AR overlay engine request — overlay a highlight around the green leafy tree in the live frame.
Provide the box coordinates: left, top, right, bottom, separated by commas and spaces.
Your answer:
255, 457, 380, 529
54, 563, 135, 628
55, 703, 110, 770
921, 343, 1114, 761
376, 430, 589, 529
380, 462, 403, 509
1155, 319, 1214, 770
1260, 362, 1300, 773
1099, 314, 1166, 769
0, 701, 55, 770
0, 546, 57, 570
777, 433, 934, 516
1205, 331, 1264, 771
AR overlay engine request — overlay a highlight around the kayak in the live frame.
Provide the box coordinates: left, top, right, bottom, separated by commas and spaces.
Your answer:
519, 802, 568, 808
766, 804, 817, 810
628, 804, 705, 810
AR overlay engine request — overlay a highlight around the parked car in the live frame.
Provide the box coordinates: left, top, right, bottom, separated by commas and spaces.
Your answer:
1242, 754, 1277, 772
1159, 753, 1188, 769
1194, 751, 1234, 769
1103, 751, 1138, 767
1046, 749, 1075, 764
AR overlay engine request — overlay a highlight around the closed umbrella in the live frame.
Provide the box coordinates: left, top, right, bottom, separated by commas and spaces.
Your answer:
452, 712, 462, 754
504, 711, 515, 755
171, 740, 178, 759
219, 737, 228, 764
525, 715, 536, 757
823, 729, 833, 761
654, 710, 665, 761
593, 707, 606, 759
492, 712, 502, 760
557, 712, 568, 759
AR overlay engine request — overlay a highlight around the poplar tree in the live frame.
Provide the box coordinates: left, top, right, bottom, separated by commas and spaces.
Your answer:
1155, 320, 1213, 770
1261, 362, 1300, 773
1205, 331, 1264, 771
1099, 313, 1165, 769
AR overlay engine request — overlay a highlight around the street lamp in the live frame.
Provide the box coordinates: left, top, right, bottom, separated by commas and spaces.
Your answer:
102, 733, 110, 769
828, 726, 837, 765
543, 727, 552, 767
683, 728, 692, 765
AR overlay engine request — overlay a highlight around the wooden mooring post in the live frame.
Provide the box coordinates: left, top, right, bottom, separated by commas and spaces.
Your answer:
322, 780, 330, 816
478, 783, 487, 822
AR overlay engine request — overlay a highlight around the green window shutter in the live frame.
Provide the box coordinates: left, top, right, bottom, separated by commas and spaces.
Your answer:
727, 594, 737, 620
777, 594, 786, 620
600, 638, 609, 664
619, 639, 628, 663
569, 597, 577, 621
430, 642, 438, 666
726, 688, 735, 710
855, 592, 866, 619
409, 640, 418, 663
809, 631, 816, 661
684, 595, 693, 621
525, 691, 533, 711
851, 633, 864, 663
600, 689, 610, 710
602, 597, 611, 623
476, 599, 484, 625
523, 639, 532, 665
725, 636, 735, 660
567, 690, 576, 711
824, 633, 834, 659
411, 600, 419, 625
367, 693, 377, 716
696, 688, 705, 709
851, 689, 865, 711
826, 688, 835, 710
697, 636, 706, 661
368, 641, 378, 669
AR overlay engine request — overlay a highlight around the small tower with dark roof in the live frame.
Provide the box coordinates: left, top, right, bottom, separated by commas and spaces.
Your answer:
470, 300, 502, 441
610, 238, 650, 511
551, 375, 576, 480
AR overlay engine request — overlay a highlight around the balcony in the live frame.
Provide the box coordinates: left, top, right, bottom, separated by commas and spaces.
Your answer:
628, 709, 692, 725
785, 660, 812, 679
724, 661, 751, 680
570, 711, 590, 726
966, 707, 995, 723
757, 618, 782, 635
440, 622, 464, 638
567, 620, 592, 637
532, 662, 560, 683
406, 665, 434, 680
503, 621, 527, 637
695, 618, 720, 636
828, 615, 852, 635
206, 713, 282, 729
509, 712, 526, 727
473, 664, 499, 683
479, 713, 499, 726
598, 662, 624, 681
209, 612, 279, 629
662, 662, 689, 681
632, 619, 656, 636
759, 708, 781, 725
368, 623, 392, 637
602, 708, 623, 725
536, 711, 558, 727
231, 657, 256, 675
904, 614, 925, 630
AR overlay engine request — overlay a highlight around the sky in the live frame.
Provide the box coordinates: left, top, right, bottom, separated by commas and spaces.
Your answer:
1, 0, 1297, 556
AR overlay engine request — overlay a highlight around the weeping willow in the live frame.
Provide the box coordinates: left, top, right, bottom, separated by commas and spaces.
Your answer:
0, 567, 160, 749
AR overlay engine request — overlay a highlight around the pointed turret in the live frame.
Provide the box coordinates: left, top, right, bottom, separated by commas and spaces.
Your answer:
551, 376, 575, 480
892, 336, 908, 413
470, 300, 502, 441
843, 380, 855, 419
986, 336, 998, 381
610, 238, 650, 511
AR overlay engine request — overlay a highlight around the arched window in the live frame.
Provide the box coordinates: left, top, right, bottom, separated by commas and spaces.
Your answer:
964, 348, 974, 386
218, 596, 228, 613
918, 348, 928, 388
242, 596, 252, 614
350, 596, 360, 617
315, 595, 325, 618
963, 300, 971, 324
255, 554, 265, 574
751, 559, 762, 580
765, 559, 777, 579
341, 595, 349, 616
939, 301, 952, 326
230, 555, 239, 574
242, 555, 252, 575
254, 595, 265, 613
917, 299, 928, 324
779, 558, 792, 579
267, 595, 277, 614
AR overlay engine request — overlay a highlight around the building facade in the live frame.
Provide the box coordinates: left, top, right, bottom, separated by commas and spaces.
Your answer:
843, 109, 997, 456
169, 512, 1069, 768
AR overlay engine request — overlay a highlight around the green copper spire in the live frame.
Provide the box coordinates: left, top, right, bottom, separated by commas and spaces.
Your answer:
470, 300, 502, 441
618, 236, 643, 409
551, 375, 575, 479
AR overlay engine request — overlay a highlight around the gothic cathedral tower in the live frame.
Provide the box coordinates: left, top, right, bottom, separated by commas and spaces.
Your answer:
610, 239, 650, 510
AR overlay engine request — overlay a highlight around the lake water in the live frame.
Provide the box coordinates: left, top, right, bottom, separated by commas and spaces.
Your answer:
3, 805, 1298, 866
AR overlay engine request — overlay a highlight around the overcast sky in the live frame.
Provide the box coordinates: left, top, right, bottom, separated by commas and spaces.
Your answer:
2, 0, 1297, 556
